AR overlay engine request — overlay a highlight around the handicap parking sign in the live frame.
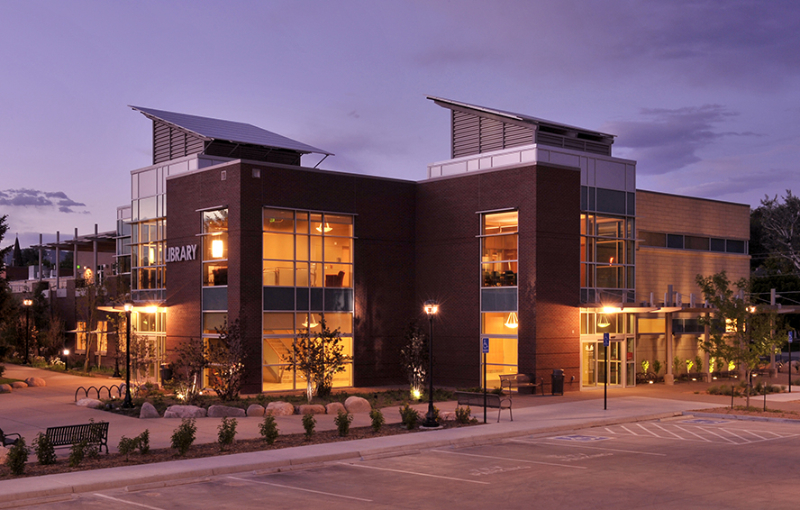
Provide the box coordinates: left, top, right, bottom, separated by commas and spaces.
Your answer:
481, 337, 490, 353
603, 333, 610, 347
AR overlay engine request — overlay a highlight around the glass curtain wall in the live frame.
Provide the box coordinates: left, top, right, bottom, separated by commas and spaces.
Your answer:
262, 208, 354, 392
201, 208, 229, 388
480, 211, 518, 388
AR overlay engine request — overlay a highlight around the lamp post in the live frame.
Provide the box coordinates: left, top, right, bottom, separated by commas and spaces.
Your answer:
122, 302, 133, 408
422, 300, 439, 428
22, 299, 33, 365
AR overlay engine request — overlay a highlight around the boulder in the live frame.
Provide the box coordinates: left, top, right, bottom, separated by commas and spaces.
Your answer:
344, 396, 371, 413
299, 404, 326, 415
325, 402, 346, 415
76, 398, 103, 409
207, 405, 246, 418
139, 402, 160, 419
247, 404, 265, 417
266, 401, 295, 416
11, 381, 27, 389
25, 377, 46, 387
0, 384, 11, 393
164, 405, 207, 418
0, 447, 8, 463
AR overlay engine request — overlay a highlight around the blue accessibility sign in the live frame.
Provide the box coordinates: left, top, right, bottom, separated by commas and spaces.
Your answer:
481, 337, 490, 354
551, 435, 610, 442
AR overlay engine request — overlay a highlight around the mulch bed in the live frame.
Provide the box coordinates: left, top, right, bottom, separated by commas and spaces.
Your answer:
0, 421, 473, 480
694, 406, 800, 420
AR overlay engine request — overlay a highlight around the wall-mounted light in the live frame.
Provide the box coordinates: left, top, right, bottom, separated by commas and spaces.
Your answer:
211, 239, 224, 258
505, 312, 519, 329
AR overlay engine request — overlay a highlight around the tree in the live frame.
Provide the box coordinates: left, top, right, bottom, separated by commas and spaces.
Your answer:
76, 277, 107, 372
207, 318, 248, 401
399, 322, 428, 398
172, 336, 208, 403
696, 271, 785, 407
756, 190, 800, 274
283, 316, 351, 403
0, 215, 16, 356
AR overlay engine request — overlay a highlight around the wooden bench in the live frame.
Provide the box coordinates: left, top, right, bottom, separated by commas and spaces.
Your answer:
454, 391, 512, 422
499, 374, 542, 395
45, 422, 109, 454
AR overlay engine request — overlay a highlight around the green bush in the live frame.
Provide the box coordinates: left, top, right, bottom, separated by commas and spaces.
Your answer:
217, 417, 238, 451
5, 437, 28, 475
399, 403, 420, 430
137, 429, 150, 454
0, 364, 5, 378
455, 406, 472, 424
171, 418, 197, 456
34, 432, 57, 465
302, 413, 316, 439
334, 410, 353, 437
118, 436, 138, 461
259, 414, 279, 445
369, 408, 385, 432
69, 440, 95, 467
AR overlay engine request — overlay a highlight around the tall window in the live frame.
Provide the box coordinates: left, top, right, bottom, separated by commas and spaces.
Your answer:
581, 214, 635, 303
480, 210, 518, 387
262, 208, 354, 392
201, 208, 228, 351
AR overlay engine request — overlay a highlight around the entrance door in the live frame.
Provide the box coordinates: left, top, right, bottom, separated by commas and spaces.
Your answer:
582, 339, 623, 387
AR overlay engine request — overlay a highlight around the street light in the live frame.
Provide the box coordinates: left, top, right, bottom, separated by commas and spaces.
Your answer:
122, 302, 134, 408
422, 300, 439, 428
22, 299, 33, 365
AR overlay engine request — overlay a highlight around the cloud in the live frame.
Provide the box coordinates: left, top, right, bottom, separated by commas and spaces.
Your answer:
0, 189, 87, 213
603, 105, 757, 175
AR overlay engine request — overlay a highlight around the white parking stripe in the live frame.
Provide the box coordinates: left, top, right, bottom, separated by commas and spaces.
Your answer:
605, 428, 618, 434
511, 439, 666, 456
94, 493, 166, 510
337, 462, 491, 484
620, 425, 639, 436
737, 429, 769, 441
698, 427, 738, 444
435, 449, 587, 469
719, 428, 751, 443
652, 423, 684, 439
636, 423, 662, 438
673, 425, 712, 442
228, 476, 374, 502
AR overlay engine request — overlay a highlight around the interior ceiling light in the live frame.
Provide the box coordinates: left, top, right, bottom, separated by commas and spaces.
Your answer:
505, 312, 519, 329
597, 313, 610, 328
302, 314, 319, 328
212, 239, 224, 258
316, 222, 333, 233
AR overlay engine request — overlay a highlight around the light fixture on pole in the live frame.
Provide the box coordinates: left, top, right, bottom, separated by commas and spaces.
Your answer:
22, 299, 33, 365
422, 300, 439, 428
122, 302, 134, 408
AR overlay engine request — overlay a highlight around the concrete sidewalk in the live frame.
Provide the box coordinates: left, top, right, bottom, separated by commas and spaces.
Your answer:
0, 365, 797, 504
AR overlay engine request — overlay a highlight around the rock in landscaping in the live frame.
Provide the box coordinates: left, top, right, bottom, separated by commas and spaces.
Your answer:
344, 396, 371, 413
164, 405, 207, 418
207, 405, 246, 418
11, 381, 27, 389
25, 377, 46, 387
0, 384, 11, 393
76, 398, 103, 408
299, 404, 326, 415
140, 402, 160, 419
0, 447, 8, 463
266, 401, 295, 416
247, 404, 265, 417
325, 402, 346, 415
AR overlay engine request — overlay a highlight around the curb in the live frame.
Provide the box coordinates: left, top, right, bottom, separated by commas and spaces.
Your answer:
685, 411, 800, 425
0, 410, 683, 504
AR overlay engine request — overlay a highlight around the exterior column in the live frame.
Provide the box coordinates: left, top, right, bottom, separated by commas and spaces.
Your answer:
664, 312, 674, 385
703, 312, 711, 382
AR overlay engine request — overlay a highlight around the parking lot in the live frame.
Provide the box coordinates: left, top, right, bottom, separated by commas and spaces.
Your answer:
15, 417, 800, 510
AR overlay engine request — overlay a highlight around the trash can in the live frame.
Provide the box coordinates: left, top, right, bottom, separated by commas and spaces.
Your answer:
160, 363, 173, 382
551, 369, 564, 396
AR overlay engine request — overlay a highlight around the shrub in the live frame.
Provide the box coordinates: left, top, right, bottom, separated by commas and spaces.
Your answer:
652, 360, 662, 376
34, 432, 57, 465
171, 418, 197, 456
260, 414, 279, 445
302, 413, 316, 439
369, 408, 385, 432
6, 437, 28, 475
69, 440, 87, 467
118, 436, 138, 461
137, 429, 150, 454
455, 406, 472, 424
217, 417, 238, 450
399, 403, 420, 430
334, 410, 353, 437
0, 364, 5, 378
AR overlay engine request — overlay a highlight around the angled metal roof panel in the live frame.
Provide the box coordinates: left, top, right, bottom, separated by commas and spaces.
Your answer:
130, 106, 333, 155
427, 95, 616, 139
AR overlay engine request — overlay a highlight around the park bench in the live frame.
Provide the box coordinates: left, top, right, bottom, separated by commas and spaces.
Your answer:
45, 422, 109, 454
0, 427, 22, 447
499, 373, 542, 395
454, 391, 512, 422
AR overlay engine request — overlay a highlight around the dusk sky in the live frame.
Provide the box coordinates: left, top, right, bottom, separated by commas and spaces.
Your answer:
1, 0, 798, 249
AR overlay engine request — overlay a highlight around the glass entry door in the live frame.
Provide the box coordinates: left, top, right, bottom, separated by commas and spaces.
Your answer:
582, 339, 623, 387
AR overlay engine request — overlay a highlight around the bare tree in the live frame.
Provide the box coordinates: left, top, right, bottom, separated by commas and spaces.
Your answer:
207, 318, 248, 401
757, 190, 800, 273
